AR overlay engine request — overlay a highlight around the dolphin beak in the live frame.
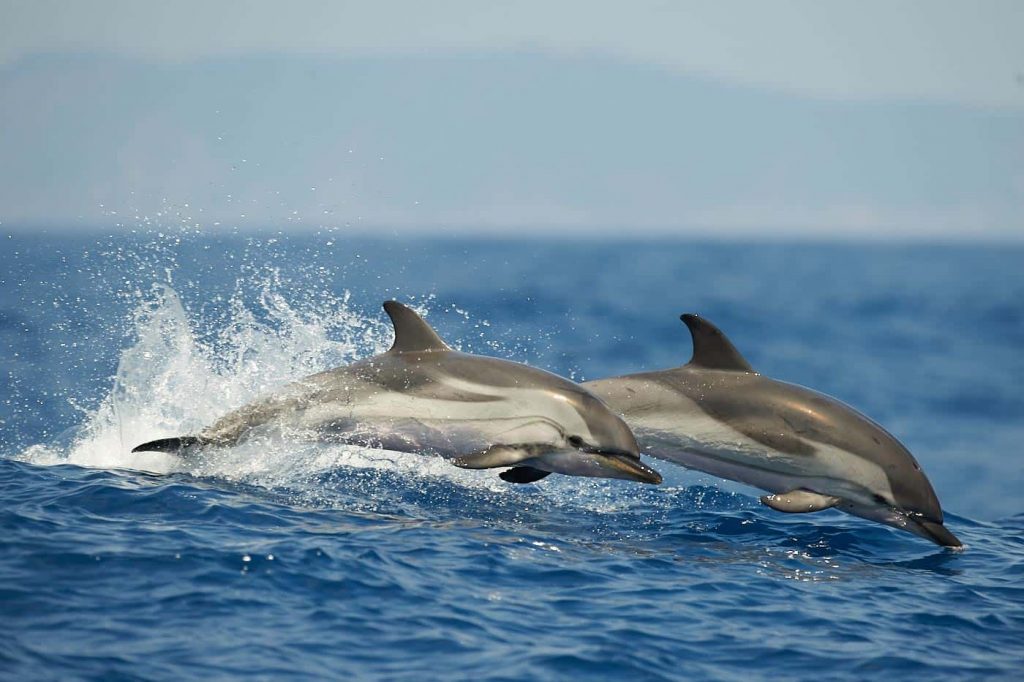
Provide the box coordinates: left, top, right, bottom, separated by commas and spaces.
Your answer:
840, 501, 964, 548
520, 447, 663, 484
583, 448, 663, 484
615, 456, 663, 484
912, 518, 963, 548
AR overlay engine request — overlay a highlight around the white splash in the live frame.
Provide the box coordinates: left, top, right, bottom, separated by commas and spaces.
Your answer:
15, 281, 528, 494
14, 277, 655, 510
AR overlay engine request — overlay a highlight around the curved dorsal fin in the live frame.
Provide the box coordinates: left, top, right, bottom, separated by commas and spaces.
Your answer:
383, 301, 451, 353
680, 314, 754, 372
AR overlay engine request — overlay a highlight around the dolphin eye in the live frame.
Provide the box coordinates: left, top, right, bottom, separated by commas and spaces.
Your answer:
568, 435, 585, 448
872, 494, 889, 505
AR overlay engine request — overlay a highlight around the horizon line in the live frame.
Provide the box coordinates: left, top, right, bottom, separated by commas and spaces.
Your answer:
3, 222, 1023, 246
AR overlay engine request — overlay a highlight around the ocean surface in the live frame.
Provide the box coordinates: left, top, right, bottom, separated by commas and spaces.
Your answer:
2, 231, 1023, 680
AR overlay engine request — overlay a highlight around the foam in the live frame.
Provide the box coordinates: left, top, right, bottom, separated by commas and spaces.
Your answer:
14, 274, 672, 512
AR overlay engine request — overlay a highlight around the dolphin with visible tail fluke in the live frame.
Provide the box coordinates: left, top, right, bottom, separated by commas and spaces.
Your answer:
134, 301, 661, 485
584, 314, 961, 547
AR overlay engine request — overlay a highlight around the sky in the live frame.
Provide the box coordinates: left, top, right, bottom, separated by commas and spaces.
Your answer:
1, 1, 1022, 239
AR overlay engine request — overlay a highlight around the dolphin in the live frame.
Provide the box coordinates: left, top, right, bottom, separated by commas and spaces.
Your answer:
133, 301, 661, 485
583, 314, 961, 547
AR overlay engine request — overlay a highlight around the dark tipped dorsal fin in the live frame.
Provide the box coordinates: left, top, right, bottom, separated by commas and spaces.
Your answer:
384, 301, 451, 353
680, 314, 754, 372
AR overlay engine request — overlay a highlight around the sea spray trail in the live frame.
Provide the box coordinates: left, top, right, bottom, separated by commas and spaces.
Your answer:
2, 232, 1024, 679
16, 279, 643, 505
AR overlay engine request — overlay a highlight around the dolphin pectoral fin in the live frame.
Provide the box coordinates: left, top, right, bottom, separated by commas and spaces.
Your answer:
451, 445, 532, 470
132, 436, 201, 455
760, 490, 841, 514
499, 467, 551, 484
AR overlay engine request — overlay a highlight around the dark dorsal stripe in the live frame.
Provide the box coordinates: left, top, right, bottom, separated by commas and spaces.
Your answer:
384, 301, 452, 353
680, 314, 754, 372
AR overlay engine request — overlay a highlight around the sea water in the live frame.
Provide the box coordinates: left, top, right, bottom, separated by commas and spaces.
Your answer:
2, 232, 1023, 680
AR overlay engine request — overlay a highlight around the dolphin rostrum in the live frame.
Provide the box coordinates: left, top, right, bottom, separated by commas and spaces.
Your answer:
584, 314, 961, 547
133, 301, 661, 485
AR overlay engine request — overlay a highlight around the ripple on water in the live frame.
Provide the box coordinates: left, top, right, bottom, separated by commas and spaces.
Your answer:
3, 239, 1024, 679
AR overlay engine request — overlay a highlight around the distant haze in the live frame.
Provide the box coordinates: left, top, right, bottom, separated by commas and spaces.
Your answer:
1, 1, 1022, 239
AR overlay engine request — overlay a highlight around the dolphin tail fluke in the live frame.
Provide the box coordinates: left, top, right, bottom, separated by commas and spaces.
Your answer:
132, 436, 202, 456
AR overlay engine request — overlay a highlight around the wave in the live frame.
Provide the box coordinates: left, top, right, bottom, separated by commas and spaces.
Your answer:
17, 281, 417, 475
13, 280, 677, 514
9, 258, 993, 554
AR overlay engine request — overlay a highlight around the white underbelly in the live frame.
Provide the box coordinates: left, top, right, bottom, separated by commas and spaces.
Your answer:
632, 409, 893, 501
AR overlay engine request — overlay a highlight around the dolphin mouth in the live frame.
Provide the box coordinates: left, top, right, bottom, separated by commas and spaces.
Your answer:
838, 500, 963, 548
581, 448, 663, 484
910, 518, 963, 548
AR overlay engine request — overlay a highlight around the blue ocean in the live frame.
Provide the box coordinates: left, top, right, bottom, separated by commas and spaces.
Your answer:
2, 231, 1023, 680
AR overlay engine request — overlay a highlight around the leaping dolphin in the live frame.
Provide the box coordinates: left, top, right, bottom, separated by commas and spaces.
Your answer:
133, 301, 661, 485
584, 314, 961, 547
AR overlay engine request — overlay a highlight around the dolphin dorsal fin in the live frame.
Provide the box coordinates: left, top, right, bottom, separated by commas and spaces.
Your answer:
383, 301, 451, 353
680, 314, 754, 372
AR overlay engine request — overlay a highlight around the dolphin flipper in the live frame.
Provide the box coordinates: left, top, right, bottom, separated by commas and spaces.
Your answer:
132, 436, 201, 455
760, 490, 841, 513
499, 466, 551, 484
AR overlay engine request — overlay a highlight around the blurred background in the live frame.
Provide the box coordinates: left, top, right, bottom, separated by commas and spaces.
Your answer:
2, 0, 1022, 240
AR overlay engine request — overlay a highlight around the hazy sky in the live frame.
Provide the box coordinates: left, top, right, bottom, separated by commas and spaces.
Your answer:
4, 0, 1023, 107
1, 1, 1022, 238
